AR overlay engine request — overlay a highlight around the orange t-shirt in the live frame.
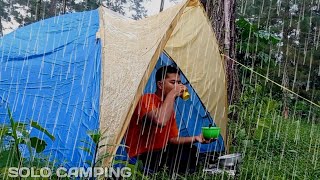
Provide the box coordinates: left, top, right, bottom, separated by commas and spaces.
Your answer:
125, 94, 179, 158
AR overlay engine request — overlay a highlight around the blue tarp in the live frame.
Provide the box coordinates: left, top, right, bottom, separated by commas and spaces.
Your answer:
0, 9, 223, 168
0, 10, 101, 168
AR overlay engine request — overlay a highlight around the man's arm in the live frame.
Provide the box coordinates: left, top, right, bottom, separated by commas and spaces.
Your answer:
145, 84, 186, 126
145, 93, 176, 127
169, 134, 216, 145
169, 136, 199, 144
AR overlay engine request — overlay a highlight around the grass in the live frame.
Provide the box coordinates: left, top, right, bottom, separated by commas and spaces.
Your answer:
144, 119, 320, 180
143, 82, 320, 179
232, 117, 320, 179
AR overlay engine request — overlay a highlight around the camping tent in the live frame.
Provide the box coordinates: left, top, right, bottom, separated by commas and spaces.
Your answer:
0, 0, 227, 168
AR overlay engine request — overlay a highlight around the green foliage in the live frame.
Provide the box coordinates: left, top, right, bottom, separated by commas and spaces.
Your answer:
79, 130, 101, 167
228, 79, 320, 179
237, 18, 281, 45
0, 106, 55, 169
30, 137, 47, 153
79, 129, 126, 168
237, 0, 320, 103
236, 17, 280, 68
87, 129, 101, 144
30, 121, 55, 141
113, 160, 145, 179
147, 165, 232, 179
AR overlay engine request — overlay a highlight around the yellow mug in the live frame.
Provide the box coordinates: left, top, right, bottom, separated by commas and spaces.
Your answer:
182, 90, 190, 101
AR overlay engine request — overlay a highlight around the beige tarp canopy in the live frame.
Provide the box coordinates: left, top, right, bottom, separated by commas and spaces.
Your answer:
97, 0, 228, 166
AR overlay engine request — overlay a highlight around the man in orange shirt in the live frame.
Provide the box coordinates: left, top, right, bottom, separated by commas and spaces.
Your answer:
125, 65, 213, 175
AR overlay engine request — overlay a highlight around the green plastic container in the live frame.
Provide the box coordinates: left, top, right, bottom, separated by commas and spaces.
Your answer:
202, 127, 221, 139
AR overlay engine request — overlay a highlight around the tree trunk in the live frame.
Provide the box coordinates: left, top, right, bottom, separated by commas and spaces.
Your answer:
281, 0, 290, 119
204, 0, 240, 104
49, 0, 57, 16
9, 0, 13, 14
85, 0, 89, 10
62, 0, 67, 14
0, 17, 3, 37
160, 0, 165, 12
35, 0, 42, 21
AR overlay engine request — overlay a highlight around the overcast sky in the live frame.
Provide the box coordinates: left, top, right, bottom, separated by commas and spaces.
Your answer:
144, 0, 180, 16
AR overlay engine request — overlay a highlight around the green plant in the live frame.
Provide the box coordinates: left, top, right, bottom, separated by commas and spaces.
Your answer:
227, 77, 320, 179
236, 17, 280, 66
79, 129, 127, 167
79, 129, 148, 178
79, 129, 103, 167
113, 159, 146, 179
0, 107, 55, 169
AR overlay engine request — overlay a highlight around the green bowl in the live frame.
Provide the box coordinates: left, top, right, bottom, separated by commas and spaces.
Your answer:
202, 127, 221, 139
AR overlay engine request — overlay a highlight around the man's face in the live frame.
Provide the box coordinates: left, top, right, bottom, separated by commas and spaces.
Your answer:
158, 73, 182, 97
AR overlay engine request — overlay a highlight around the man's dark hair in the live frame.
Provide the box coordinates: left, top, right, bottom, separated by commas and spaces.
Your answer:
155, 65, 180, 82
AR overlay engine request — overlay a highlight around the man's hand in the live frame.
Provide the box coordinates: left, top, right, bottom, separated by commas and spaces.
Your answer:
168, 84, 187, 98
194, 134, 217, 144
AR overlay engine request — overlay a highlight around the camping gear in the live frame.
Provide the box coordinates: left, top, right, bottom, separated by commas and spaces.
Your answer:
0, 0, 228, 168
202, 127, 221, 139
218, 153, 242, 167
203, 153, 242, 177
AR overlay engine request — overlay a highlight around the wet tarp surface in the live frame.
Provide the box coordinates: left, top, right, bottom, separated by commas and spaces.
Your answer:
0, 10, 101, 167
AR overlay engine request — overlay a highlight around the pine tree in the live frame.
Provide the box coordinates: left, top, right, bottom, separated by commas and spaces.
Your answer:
0, 0, 8, 36
237, 0, 320, 107
130, 0, 147, 20
0, 17, 2, 37
35, 0, 42, 21
203, 0, 240, 104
